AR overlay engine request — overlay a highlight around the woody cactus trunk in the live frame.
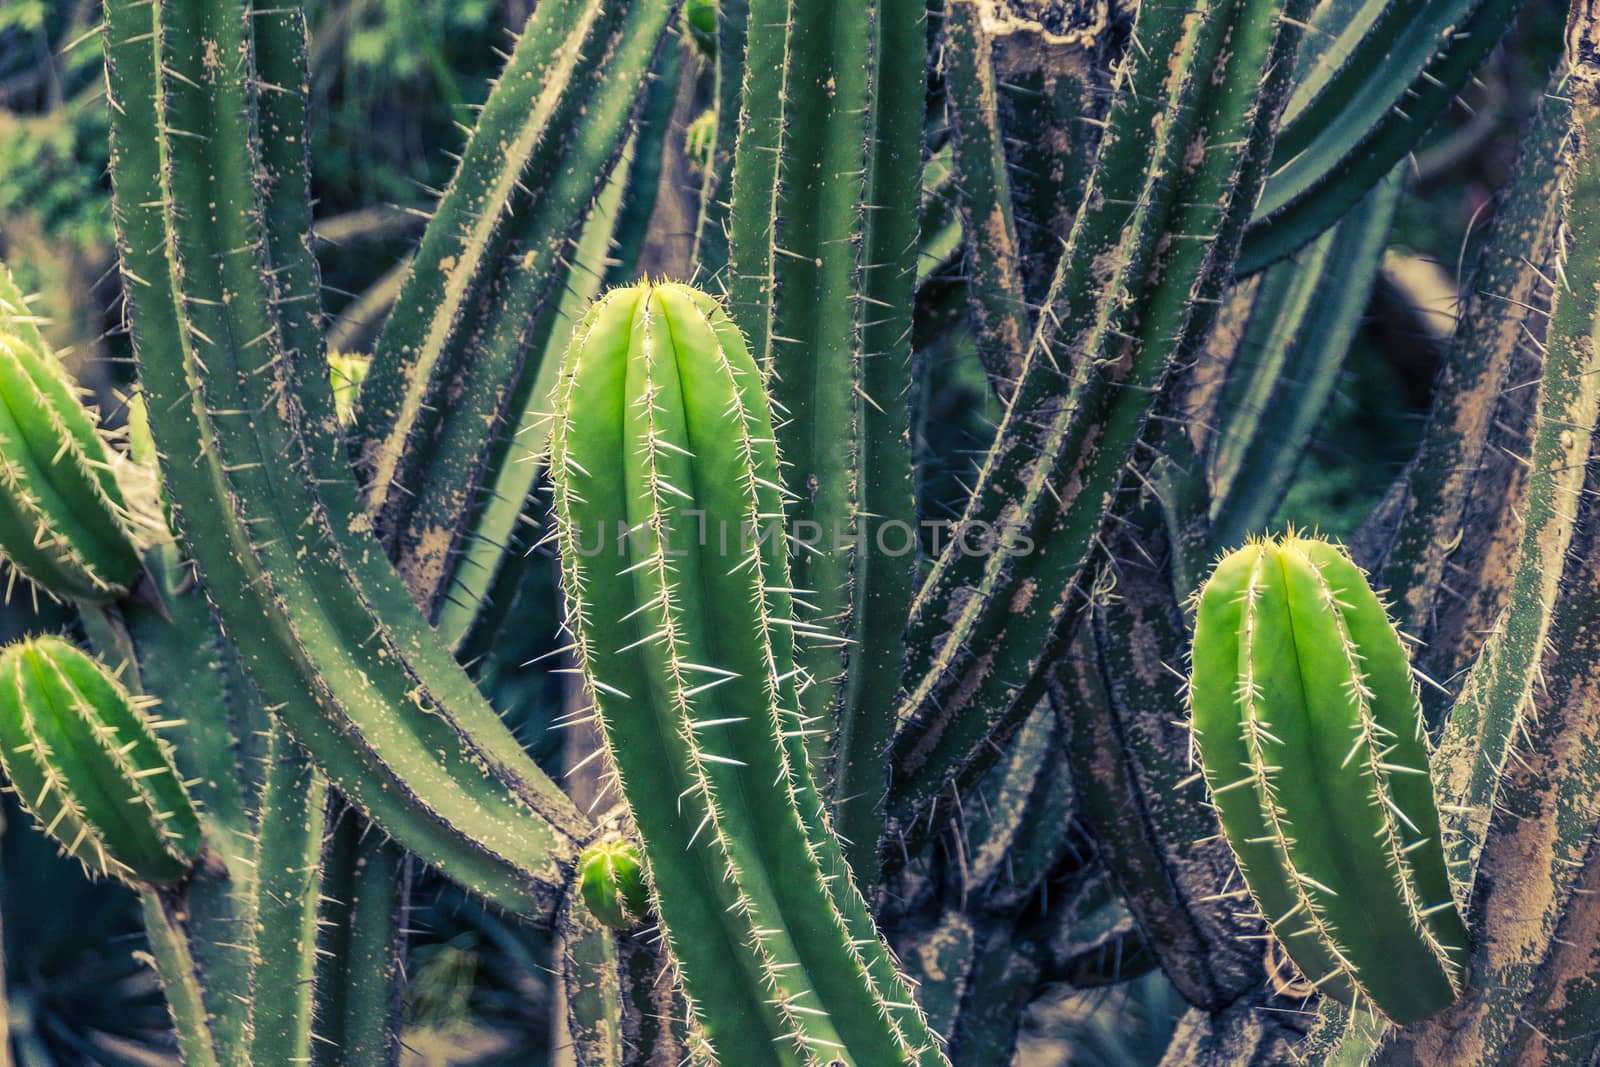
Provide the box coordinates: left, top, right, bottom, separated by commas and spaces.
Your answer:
0, 0, 1596, 1060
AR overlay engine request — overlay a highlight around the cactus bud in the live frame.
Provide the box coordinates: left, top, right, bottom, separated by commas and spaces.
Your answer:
0, 265, 144, 603
328, 350, 371, 429
1188, 534, 1468, 1023
578, 835, 650, 930
0, 636, 201, 885
685, 110, 716, 174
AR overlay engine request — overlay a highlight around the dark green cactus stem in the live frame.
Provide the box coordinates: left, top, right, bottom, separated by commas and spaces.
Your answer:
102, 0, 588, 918
0, 635, 200, 885
1379, 83, 1570, 723
1055, 516, 1263, 1012
559, 883, 628, 1067
0, 263, 144, 604
1238, 0, 1524, 272
1431, 66, 1600, 885
888, 0, 1308, 850
690, 0, 749, 283
725, 0, 922, 878
1208, 171, 1402, 551
579, 835, 651, 930
550, 283, 944, 1065
1189, 535, 1467, 1024
248, 728, 329, 1065
315, 809, 409, 1067
943, 0, 1030, 396
356, 0, 679, 609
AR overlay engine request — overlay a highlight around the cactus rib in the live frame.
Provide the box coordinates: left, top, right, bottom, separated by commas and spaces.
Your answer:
1189, 536, 1467, 1024
102, 0, 588, 918
1208, 171, 1402, 551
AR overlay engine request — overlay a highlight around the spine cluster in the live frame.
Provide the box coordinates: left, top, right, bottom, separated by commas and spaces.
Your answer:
1188, 534, 1468, 1023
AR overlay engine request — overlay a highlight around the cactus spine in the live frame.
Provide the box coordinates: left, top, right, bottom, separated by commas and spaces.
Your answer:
1189, 535, 1467, 1024
0, 635, 200, 885
551, 282, 944, 1065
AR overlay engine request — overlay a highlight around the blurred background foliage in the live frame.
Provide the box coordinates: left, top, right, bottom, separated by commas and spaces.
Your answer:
0, 0, 1573, 1061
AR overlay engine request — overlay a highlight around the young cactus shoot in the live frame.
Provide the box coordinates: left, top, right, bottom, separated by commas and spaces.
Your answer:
1188, 534, 1468, 1023
0, 636, 201, 886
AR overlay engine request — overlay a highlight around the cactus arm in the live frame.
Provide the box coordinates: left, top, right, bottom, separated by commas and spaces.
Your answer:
356, 0, 680, 607
690, 0, 751, 283
432, 156, 630, 652
1431, 72, 1600, 883
1054, 526, 1264, 1012
942, 0, 1030, 398
603, 44, 685, 292
1378, 87, 1568, 715
139, 892, 224, 1067
551, 285, 945, 1064
314, 811, 409, 1066
557, 887, 626, 1067
1192, 538, 1467, 1023
888, 0, 1307, 847
102, 0, 589, 918
1208, 171, 1401, 550
1238, 0, 1524, 272
832, 0, 925, 879
247, 730, 329, 1066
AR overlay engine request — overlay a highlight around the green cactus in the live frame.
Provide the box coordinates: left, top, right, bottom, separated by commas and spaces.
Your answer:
551, 281, 944, 1065
0, 265, 144, 604
1189, 534, 1468, 1023
0, 0, 1569, 1057
0, 635, 200, 886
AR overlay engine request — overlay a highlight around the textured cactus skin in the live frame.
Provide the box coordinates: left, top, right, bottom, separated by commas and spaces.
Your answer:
579, 836, 651, 931
551, 282, 945, 1066
0, 636, 199, 885
0, 265, 143, 603
1189, 535, 1467, 1023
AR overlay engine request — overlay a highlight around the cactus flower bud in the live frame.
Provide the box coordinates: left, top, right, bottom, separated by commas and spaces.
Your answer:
0, 636, 201, 885
578, 835, 651, 930
1188, 534, 1468, 1023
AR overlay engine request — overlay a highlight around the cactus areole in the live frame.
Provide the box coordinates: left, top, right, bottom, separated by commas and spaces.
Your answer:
1188, 535, 1468, 1024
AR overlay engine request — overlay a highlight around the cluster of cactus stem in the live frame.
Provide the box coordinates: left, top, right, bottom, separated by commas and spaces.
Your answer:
0, 0, 1595, 1062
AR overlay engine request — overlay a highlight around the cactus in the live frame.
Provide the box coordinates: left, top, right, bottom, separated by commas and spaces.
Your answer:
0, 635, 199, 885
0, 0, 1581, 1059
550, 280, 944, 1064
0, 265, 145, 603
1189, 534, 1467, 1023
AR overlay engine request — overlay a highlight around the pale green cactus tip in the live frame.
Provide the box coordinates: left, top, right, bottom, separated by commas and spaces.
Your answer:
0, 635, 202, 886
329, 350, 371, 429
578, 835, 652, 930
0, 266, 147, 604
1187, 532, 1469, 1025
685, 111, 717, 174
